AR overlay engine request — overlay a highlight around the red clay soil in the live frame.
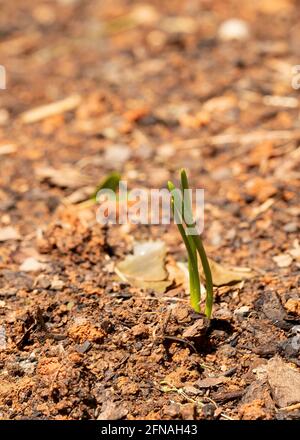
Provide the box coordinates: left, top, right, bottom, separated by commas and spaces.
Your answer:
0, 0, 300, 420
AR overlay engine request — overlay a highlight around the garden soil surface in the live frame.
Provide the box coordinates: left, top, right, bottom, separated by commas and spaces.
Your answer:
0, 0, 300, 420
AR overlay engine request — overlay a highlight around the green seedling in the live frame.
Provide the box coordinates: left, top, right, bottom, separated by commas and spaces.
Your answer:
78, 172, 121, 209
168, 169, 213, 318
92, 171, 121, 202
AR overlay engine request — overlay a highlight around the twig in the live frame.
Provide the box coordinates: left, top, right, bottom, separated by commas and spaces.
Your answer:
279, 403, 300, 412
173, 130, 300, 149
20, 94, 81, 124
163, 335, 197, 353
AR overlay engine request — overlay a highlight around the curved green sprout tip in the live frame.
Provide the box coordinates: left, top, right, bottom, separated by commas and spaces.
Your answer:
92, 172, 121, 201
168, 170, 214, 318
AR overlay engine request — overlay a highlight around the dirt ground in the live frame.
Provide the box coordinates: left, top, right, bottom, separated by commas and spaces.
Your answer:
0, 0, 300, 420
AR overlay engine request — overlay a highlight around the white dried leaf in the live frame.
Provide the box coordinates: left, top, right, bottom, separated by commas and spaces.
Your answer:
116, 241, 171, 293
273, 254, 293, 268
202, 258, 253, 286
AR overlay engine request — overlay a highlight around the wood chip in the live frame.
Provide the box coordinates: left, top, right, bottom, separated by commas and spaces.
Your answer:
250, 198, 275, 219
36, 166, 91, 188
0, 226, 20, 241
263, 95, 299, 108
174, 131, 300, 150
0, 144, 17, 155
182, 318, 209, 338
196, 376, 225, 388
20, 94, 81, 124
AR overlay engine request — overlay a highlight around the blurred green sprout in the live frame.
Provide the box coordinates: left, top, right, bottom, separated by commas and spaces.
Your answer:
92, 172, 121, 201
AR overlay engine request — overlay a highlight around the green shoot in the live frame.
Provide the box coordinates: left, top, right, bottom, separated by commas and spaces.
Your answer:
179, 170, 200, 312
77, 172, 121, 209
167, 181, 201, 312
92, 172, 121, 201
168, 169, 214, 318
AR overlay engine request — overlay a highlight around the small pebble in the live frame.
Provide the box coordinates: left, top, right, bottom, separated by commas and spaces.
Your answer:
103, 144, 131, 169
283, 222, 298, 233
234, 306, 250, 317
218, 18, 250, 41
50, 278, 65, 291
202, 403, 215, 418
218, 344, 237, 358
76, 341, 92, 354
0, 226, 20, 242
163, 403, 180, 418
0, 325, 6, 350
35, 274, 51, 289
19, 359, 37, 375
0, 108, 9, 125
20, 257, 46, 272
214, 308, 233, 321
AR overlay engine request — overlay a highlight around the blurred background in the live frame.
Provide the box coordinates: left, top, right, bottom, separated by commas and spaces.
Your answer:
0, 0, 299, 247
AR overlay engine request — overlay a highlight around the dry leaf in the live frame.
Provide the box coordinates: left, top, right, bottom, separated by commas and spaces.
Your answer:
273, 254, 293, 268
266, 357, 300, 408
176, 258, 253, 287
167, 260, 189, 289
176, 261, 206, 291
201, 258, 254, 286
36, 166, 91, 188
63, 186, 95, 204
116, 241, 171, 293
196, 376, 225, 388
